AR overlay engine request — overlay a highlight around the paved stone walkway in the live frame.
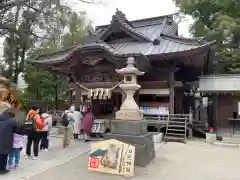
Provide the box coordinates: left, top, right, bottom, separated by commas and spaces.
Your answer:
0, 136, 90, 180
25, 140, 240, 180
1, 138, 240, 180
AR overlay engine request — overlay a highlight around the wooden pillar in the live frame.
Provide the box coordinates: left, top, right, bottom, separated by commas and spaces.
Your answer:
195, 99, 200, 121
74, 88, 81, 108
68, 89, 73, 107
175, 88, 183, 114
188, 107, 193, 139
214, 94, 219, 134
169, 70, 175, 114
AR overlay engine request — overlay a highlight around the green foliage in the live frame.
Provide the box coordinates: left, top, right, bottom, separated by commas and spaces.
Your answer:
61, 11, 93, 47
174, 0, 240, 73
24, 62, 67, 101
0, 0, 99, 109
1, 0, 95, 82
23, 9, 92, 108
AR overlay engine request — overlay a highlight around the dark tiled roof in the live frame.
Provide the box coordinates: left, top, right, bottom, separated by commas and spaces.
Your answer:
99, 9, 152, 42
34, 41, 142, 64
33, 11, 214, 64
35, 37, 214, 64
96, 12, 178, 40
110, 36, 214, 55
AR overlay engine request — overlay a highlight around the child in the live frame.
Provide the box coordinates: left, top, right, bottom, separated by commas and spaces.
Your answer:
8, 125, 25, 169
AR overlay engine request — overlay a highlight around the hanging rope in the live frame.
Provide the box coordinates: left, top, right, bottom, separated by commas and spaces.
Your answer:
70, 73, 124, 100
109, 80, 124, 90
75, 80, 123, 91
75, 81, 90, 91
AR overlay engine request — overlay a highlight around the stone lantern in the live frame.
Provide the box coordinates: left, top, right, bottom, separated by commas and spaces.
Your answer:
104, 57, 155, 167
115, 57, 144, 120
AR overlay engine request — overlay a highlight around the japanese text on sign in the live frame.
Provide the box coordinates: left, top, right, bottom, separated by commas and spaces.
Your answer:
89, 157, 100, 169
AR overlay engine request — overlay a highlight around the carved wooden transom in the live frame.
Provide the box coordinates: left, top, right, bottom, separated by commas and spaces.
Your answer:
80, 71, 122, 82
82, 56, 103, 66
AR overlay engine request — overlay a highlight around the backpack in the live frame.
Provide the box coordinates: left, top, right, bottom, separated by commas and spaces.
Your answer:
40, 117, 46, 129
24, 114, 36, 131
61, 112, 70, 127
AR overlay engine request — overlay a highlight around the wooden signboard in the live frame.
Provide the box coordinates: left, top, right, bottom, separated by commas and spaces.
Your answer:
88, 139, 135, 177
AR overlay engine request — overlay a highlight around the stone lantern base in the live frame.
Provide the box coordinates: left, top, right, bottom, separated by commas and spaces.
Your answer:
115, 109, 143, 121
104, 120, 155, 167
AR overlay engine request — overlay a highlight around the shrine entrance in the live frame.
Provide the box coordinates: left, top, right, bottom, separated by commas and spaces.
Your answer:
91, 92, 122, 119
79, 87, 123, 119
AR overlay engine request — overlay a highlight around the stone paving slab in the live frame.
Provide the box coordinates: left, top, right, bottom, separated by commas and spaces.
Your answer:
26, 140, 240, 180
24, 143, 162, 180
0, 137, 90, 180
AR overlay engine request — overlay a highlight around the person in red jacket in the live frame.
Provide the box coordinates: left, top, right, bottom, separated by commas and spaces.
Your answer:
24, 106, 43, 160
81, 107, 93, 142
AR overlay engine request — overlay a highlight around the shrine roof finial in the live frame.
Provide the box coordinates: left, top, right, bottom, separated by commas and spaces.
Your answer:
115, 8, 126, 20
127, 57, 135, 67
115, 56, 144, 76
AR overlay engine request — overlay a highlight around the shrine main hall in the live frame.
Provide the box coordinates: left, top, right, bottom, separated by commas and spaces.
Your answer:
33, 10, 215, 119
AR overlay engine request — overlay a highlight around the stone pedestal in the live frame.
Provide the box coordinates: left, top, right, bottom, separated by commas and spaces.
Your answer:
107, 57, 155, 167
104, 120, 155, 167
115, 109, 143, 121
116, 84, 143, 120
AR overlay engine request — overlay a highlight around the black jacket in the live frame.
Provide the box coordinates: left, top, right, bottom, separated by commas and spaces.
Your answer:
0, 112, 17, 154
15, 124, 27, 136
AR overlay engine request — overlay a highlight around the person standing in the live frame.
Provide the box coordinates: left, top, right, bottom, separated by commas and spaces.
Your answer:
24, 106, 43, 160
0, 108, 17, 174
7, 124, 25, 169
81, 107, 93, 142
72, 108, 82, 139
61, 107, 73, 148
40, 110, 52, 151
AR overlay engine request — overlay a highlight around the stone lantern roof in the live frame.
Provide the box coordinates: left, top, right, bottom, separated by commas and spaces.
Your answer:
115, 57, 145, 76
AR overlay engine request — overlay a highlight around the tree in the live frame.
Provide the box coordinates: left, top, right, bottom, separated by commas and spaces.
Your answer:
173, 0, 240, 73
1, 0, 104, 83
0, 0, 102, 37
62, 11, 93, 46
24, 10, 92, 109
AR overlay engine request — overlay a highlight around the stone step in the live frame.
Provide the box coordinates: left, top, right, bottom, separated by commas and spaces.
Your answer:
212, 136, 240, 146
166, 132, 185, 136
169, 121, 186, 124
168, 129, 185, 132
222, 137, 240, 143
165, 136, 185, 140
213, 141, 240, 147
168, 125, 185, 128
165, 136, 186, 143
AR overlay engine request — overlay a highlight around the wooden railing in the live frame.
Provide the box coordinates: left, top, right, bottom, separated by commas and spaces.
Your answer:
91, 114, 193, 138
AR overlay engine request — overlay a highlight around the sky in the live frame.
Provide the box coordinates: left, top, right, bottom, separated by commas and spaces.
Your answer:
0, 0, 193, 57
65, 0, 193, 36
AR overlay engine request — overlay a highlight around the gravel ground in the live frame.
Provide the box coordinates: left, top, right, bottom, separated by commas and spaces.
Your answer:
26, 139, 240, 180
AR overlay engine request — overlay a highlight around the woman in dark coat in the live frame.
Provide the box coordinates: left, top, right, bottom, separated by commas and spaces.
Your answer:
0, 108, 17, 174
81, 107, 93, 142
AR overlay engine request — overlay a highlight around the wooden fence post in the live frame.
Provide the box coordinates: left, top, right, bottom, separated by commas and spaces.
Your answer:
188, 108, 193, 139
